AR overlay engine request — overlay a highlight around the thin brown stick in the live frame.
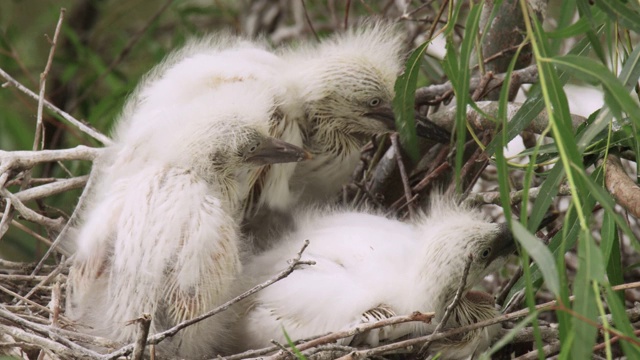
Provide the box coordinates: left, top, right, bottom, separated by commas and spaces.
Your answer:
344, 0, 351, 29
300, 0, 320, 41
0, 188, 64, 231
263, 312, 435, 360
514, 340, 561, 360
389, 161, 450, 211
415, 65, 539, 106
390, 133, 415, 217
0, 68, 112, 145
70, 0, 175, 112
35, 8, 66, 152
0, 324, 77, 359
21, 256, 74, 303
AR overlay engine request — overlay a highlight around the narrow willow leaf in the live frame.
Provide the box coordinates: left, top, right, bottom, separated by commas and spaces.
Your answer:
571, 230, 602, 359
594, 0, 640, 34
602, 212, 624, 302
393, 41, 431, 161
283, 327, 307, 360
450, 1, 483, 192
506, 186, 595, 305
546, 17, 590, 39
511, 221, 560, 297
604, 284, 640, 357
551, 55, 640, 131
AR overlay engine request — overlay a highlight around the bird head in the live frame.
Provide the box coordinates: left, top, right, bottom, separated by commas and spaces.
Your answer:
120, 81, 309, 185
414, 197, 515, 310
285, 20, 405, 146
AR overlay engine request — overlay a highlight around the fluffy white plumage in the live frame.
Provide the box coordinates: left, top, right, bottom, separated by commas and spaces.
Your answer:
66, 39, 308, 358
279, 20, 405, 204
242, 20, 409, 246
233, 197, 512, 359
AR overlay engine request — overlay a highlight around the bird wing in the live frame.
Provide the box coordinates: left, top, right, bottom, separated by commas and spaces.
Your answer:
236, 211, 419, 349
70, 165, 240, 348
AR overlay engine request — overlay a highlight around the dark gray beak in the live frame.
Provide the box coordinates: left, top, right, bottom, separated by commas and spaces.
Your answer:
246, 138, 312, 165
487, 223, 517, 265
365, 106, 451, 143
415, 113, 451, 143
363, 105, 396, 130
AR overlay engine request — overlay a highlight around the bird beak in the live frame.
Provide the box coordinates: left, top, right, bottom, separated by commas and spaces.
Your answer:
246, 138, 312, 165
486, 223, 516, 265
365, 106, 451, 143
363, 105, 396, 130
415, 113, 451, 143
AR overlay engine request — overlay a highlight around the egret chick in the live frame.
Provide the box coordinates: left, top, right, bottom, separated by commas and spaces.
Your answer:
280, 21, 450, 204
66, 81, 308, 359
233, 197, 512, 359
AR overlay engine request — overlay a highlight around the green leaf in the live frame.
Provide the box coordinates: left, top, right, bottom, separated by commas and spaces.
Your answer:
393, 40, 431, 162
478, 311, 540, 359
601, 212, 624, 301
546, 17, 591, 39
594, 0, 640, 34
511, 221, 560, 297
570, 230, 602, 358
604, 284, 640, 357
442, 1, 483, 192
551, 55, 640, 131
283, 327, 307, 360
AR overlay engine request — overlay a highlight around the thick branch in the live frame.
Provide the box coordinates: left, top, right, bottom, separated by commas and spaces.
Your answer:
604, 154, 640, 219
427, 101, 585, 134
415, 65, 539, 105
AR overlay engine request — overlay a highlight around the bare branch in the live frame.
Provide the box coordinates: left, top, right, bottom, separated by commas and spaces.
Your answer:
13, 176, 88, 203
0, 146, 102, 181
35, 8, 66, 151
130, 314, 152, 360
261, 311, 435, 360
427, 101, 585, 134
415, 65, 539, 105
0, 68, 112, 145
0, 188, 64, 231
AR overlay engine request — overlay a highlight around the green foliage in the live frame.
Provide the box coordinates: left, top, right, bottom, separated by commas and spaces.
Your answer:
393, 41, 431, 162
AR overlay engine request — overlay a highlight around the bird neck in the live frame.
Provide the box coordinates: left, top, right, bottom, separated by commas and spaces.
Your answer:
413, 242, 470, 319
305, 116, 365, 157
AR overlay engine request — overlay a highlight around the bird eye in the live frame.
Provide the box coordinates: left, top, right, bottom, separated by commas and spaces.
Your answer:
249, 142, 260, 153
480, 247, 492, 259
368, 98, 381, 107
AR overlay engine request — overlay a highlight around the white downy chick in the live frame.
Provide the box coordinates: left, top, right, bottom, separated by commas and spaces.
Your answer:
279, 20, 449, 205
66, 80, 308, 359
62, 35, 308, 253
119, 36, 307, 238
233, 196, 512, 359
